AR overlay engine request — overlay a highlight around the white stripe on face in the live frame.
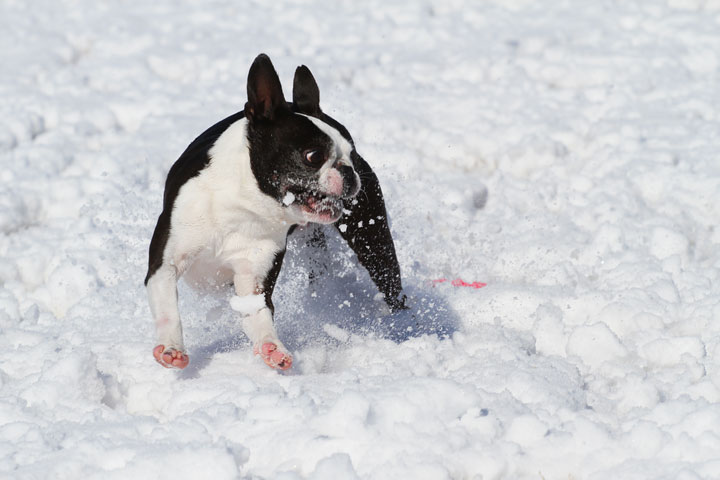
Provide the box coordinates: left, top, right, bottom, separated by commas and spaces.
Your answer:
297, 113, 360, 198
298, 114, 355, 168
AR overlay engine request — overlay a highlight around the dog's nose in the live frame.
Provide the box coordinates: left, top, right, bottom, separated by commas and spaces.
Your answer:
338, 165, 358, 197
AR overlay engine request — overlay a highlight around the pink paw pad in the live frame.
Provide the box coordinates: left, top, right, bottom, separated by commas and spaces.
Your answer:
153, 345, 189, 369
254, 342, 292, 370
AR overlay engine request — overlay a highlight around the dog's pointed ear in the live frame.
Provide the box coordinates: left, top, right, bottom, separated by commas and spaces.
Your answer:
245, 54, 288, 122
292, 65, 322, 116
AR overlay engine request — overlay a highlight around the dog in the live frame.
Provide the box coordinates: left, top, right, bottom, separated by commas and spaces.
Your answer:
145, 54, 406, 370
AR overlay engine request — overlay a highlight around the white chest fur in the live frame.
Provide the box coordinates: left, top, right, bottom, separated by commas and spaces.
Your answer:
164, 118, 291, 283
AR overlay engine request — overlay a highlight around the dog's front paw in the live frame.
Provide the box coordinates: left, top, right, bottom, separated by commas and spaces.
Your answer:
388, 293, 409, 313
153, 345, 190, 369
253, 341, 292, 370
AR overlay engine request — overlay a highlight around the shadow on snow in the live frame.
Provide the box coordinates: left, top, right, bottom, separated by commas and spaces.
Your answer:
177, 226, 460, 378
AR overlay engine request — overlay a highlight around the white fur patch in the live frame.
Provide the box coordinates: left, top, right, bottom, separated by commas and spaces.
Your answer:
164, 118, 291, 281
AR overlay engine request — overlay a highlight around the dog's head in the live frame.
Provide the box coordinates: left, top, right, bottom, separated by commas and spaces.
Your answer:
244, 54, 361, 225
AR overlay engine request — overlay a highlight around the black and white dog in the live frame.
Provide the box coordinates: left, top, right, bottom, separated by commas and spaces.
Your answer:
145, 54, 406, 370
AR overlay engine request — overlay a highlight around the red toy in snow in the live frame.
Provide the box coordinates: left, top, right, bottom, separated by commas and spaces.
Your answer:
432, 278, 487, 289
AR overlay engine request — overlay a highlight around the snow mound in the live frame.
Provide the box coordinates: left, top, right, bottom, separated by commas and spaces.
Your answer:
2, 0, 720, 478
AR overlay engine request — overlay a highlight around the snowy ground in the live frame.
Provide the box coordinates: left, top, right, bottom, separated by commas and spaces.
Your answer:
2, 0, 720, 478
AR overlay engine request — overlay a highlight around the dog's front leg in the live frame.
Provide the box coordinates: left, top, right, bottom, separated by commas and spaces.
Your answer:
242, 306, 292, 370
232, 250, 292, 370
146, 264, 189, 369
336, 154, 407, 312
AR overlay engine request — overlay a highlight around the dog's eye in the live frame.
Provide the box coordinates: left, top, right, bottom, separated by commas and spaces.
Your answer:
304, 150, 323, 166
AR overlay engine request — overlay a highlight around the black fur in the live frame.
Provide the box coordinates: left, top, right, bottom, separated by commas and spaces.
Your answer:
336, 153, 406, 311
292, 65, 321, 117
246, 111, 335, 202
262, 248, 287, 315
244, 54, 287, 122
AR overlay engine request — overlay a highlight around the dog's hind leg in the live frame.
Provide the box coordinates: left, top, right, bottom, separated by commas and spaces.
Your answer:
307, 226, 329, 285
146, 264, 189, 369
335, 154, 407, 312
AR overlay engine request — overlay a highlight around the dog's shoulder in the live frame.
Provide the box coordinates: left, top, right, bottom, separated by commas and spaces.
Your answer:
145, 111, 246, 285
162, 110, 246, 211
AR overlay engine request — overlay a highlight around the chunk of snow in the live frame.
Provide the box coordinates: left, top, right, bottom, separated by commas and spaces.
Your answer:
310, 453, 360, 480
566, 323, 628, 368
230, 294, 266, 316
282, 191, 295, 206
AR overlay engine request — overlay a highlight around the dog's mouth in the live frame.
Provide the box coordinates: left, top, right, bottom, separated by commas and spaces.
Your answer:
284, 188, 343, 224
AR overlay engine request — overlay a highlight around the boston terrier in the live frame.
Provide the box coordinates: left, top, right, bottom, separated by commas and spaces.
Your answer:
145, 54, 406, 370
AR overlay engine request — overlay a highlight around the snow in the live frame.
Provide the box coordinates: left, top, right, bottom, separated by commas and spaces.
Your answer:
230, 295, 266, 317
2, 0, 720, 478
283, 191, 296, 206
